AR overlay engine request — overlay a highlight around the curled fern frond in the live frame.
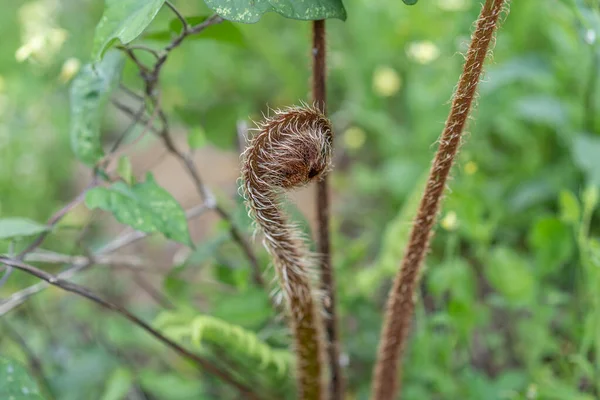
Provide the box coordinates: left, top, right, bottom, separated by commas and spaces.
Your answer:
241, 104, 333, 400
155, 312, 293, 377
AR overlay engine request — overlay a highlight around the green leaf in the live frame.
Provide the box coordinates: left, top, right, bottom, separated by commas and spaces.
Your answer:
101, 368, 133, 400
203, 0, 346, 24
92, 0, 166, 61
85, 173, 192, 246
0, 357, 44, 399
485, 247, 536, 305
117, 156, 134, 185
573, 134, 600, 187
559, 190, 580, 224
402, 0, 418, 4
0, 218, 49, 241
69, 51, 124, 166
139, 370, 205, 400
187, 127, 207, 150
145, 16, 246, 47
528, 217, 574, 276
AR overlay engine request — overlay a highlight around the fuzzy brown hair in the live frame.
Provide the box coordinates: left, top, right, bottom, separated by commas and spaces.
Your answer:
241, 104, 333, 400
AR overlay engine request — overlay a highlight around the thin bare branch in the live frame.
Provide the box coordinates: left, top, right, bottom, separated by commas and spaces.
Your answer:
0, 203, 211, 316
0, 257, 262, 400
165, 0, 189, 31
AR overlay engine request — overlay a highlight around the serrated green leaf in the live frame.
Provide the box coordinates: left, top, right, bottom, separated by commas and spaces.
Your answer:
92, 0, 166, 61
0, 357, 44, 399
117, 156, 134, 185
204, 0, 346, 24
85, 173, 192, 246
69, 51, 124, 166
0, 218, 49, 241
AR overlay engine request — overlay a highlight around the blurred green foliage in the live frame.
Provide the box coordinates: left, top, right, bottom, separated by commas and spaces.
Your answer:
1, 0, 600, 399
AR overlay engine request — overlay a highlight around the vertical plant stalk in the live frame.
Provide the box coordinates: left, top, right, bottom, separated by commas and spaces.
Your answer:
242, 106, 333, 400
371, 1, 507, 399
312, 19, 344, 400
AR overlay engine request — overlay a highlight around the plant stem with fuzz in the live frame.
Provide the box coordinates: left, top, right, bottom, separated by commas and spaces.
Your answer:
371, 1, 508, 399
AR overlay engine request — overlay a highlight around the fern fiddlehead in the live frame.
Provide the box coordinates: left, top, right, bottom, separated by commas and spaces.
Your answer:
242, 105, 333, 400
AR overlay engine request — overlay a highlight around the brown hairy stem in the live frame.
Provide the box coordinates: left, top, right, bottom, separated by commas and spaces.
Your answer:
312, 19, 344, 400
371, 1, 507, 399
242, 106, 333, 400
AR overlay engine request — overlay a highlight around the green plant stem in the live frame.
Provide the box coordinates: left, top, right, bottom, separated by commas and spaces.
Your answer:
371, 1, 507, 399
312, 19, 344, 400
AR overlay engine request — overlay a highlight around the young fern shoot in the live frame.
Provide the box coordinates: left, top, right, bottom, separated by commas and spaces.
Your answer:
371, 1, 508, 399
242, 105, 333, 400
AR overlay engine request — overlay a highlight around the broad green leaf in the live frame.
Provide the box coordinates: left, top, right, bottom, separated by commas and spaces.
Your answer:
101, 368, 133, 400
203, 0, 346, 24
92, 0, 166, 61
0, 218, 49, 240
117, 156, 134, 185
69, 51, 124, 166
573, 134, 600, 186
85, 173, 192, 246
145, 16, 246, 47
402, 0, 418, 4
0, 357, 44, 399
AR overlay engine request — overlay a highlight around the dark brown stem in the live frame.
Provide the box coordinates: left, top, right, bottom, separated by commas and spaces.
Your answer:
312, 19, 344, 400
0, 256, 262, 400
371, 1, 507, 399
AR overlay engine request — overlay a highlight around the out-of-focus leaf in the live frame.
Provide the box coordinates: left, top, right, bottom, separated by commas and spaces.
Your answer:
203, 0, 346, 24
515, 95, 567, 127
92, 0, 165, 61
573, 134, 600, 186
485, 247, 536, 305
0, 218, 48, 240
0, 357, 44, 399
145, 16, 246, 47
559, 190, 580, 224
69, 51, 124, 166
212, 288, 272, 328
356, 174, 426, 295
175, 103, 244, 149
528, 217, 574, 275
187, 127, 207, 150
85, 173, 192, 246
117, 156, 134, 185
100, 368, 133, 400
139, 370, 205, 400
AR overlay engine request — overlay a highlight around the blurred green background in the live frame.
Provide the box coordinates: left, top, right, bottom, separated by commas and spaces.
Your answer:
1, 0, 600, 399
